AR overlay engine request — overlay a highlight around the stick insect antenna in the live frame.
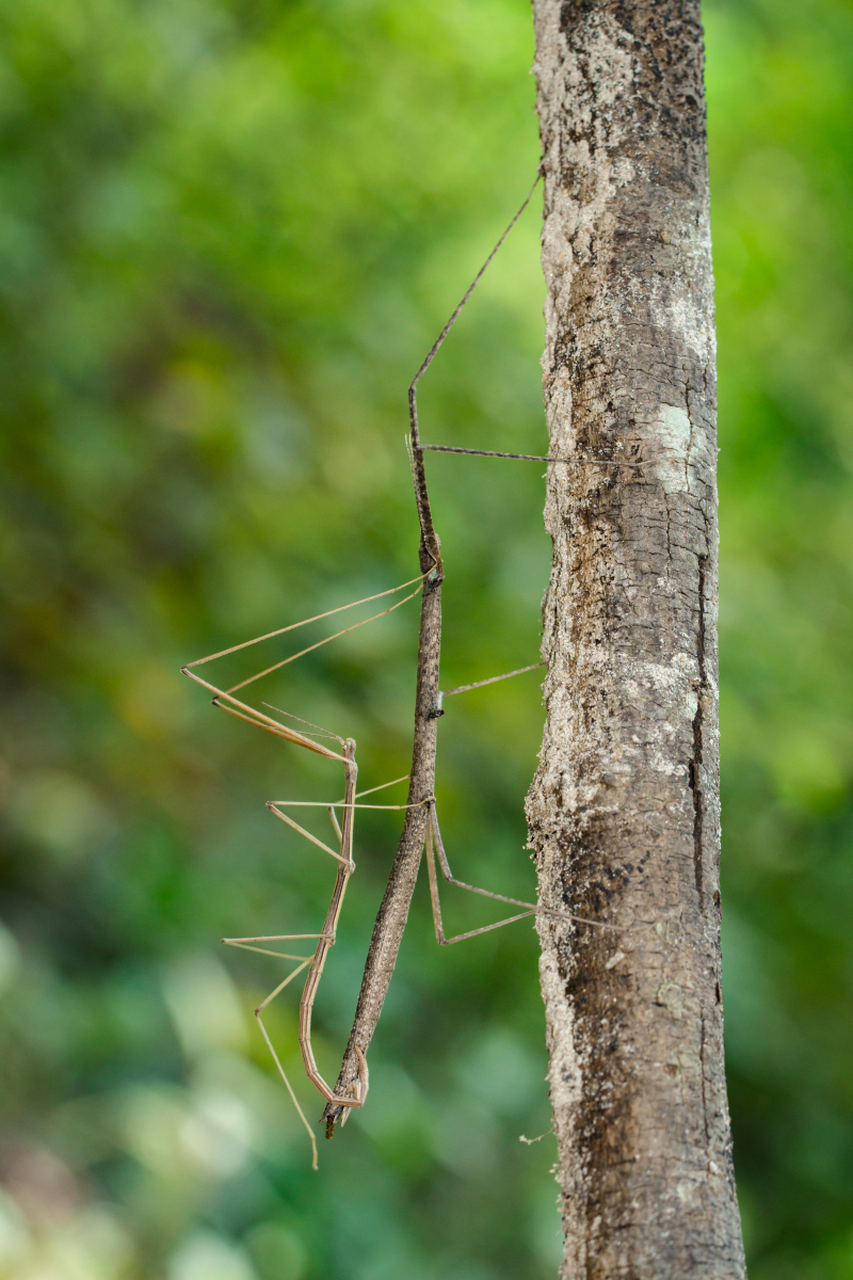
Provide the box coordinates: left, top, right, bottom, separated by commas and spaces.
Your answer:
407, 172, 542, 573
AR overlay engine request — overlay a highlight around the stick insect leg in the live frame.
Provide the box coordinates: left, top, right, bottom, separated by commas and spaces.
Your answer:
223, 933, 321, 962
425, 807, 535, 945
219, 948, 321, 1169
261, 744, 369, 1128
426, 803, 605, 944
254, 962, 319, 1170
328, 806, 343, 842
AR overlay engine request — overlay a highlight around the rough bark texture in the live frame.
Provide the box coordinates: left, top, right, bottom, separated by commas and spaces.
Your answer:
526, 3, 746, 1276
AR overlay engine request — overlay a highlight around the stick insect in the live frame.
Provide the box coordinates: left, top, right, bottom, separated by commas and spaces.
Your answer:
183, 171, 626, 1168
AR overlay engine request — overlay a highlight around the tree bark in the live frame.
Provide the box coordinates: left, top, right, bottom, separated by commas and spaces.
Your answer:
526, 3, 746, 1276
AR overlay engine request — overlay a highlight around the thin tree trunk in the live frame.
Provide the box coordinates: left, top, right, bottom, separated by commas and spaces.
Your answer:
526, 3, 746, 1275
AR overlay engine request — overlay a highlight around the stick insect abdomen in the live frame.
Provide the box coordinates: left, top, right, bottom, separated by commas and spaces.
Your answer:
321, 571, 442, 1131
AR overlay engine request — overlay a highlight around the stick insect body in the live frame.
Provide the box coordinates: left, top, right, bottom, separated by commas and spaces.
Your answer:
183, 172, 625, 1167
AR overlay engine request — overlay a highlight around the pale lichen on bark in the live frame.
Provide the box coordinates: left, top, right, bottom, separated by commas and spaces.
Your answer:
527, 2, 746, 1276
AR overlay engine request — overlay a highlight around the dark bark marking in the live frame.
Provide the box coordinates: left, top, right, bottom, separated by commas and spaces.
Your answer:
699, 1010, 710, 1147
690, 555, 707, 908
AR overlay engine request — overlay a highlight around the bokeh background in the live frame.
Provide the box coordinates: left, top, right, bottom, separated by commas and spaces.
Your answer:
1, 0, 851, 1276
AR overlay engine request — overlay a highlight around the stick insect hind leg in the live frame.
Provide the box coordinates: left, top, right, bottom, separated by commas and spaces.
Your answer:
182, 579, 423, 1167
220, 742, 367, 1171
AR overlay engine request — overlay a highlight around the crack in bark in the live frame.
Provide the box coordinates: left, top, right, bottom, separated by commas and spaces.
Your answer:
690, 554, 707, 909
699, 1010, 710, 1148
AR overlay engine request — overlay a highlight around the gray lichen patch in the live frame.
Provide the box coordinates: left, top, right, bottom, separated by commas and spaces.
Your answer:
653, 403, 694, 493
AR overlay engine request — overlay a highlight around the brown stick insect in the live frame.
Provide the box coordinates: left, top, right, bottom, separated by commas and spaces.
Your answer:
183, 172, 624, 1168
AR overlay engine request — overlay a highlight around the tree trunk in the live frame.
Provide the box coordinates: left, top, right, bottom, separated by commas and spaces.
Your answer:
526, 2, 746, 1276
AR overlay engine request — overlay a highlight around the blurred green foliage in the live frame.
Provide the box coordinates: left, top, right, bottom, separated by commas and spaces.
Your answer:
0, 0, 850, 1277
